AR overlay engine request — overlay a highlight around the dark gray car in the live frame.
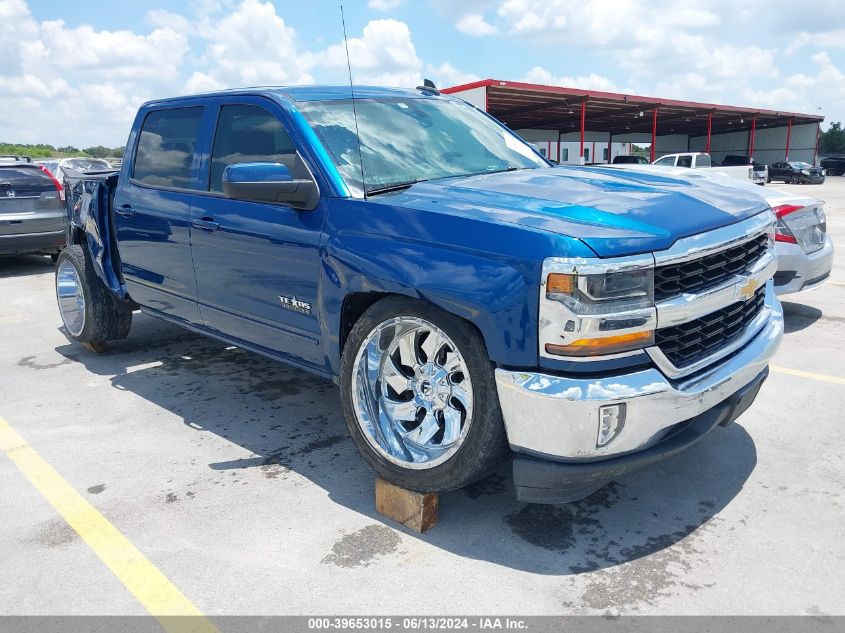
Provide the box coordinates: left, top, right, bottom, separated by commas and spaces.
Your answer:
0, 163, 66, 260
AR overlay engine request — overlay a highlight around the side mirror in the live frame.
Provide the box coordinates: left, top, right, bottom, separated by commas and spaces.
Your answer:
222, 162, 318, 209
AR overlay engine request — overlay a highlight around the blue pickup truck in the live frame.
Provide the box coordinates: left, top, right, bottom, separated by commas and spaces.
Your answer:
56, 85, 783, 504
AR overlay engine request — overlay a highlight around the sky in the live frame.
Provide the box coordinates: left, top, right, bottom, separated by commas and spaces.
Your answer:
1, 0, 844, 147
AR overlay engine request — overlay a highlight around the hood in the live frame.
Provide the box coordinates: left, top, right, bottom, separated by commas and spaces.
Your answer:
381, 166, 770, 257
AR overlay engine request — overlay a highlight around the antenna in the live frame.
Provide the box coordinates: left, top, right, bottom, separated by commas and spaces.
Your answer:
341, 5, 367, 199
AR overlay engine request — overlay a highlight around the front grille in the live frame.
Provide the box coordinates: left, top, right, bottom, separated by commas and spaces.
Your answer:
656, 286, 765, 369
654, 234, 768, 301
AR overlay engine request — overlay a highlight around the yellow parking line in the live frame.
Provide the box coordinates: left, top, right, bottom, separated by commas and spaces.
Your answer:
829, 281, 845, 286
771, 365, 845, 386
0, 416, 218, 633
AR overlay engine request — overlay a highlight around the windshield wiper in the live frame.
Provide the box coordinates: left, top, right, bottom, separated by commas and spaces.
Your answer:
365, 178, 428, 197
462, 166, 530, 178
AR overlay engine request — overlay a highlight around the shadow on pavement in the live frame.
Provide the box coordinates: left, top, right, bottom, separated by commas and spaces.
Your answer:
53, 312, 757, 577
0, 254, 55, 278
781, 301, 823, 333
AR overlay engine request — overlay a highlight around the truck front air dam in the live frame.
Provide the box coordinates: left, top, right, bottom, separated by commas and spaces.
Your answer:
495, 296, 783, 504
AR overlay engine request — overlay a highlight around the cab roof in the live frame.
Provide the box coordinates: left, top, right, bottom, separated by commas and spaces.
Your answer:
143, 85, 442, 108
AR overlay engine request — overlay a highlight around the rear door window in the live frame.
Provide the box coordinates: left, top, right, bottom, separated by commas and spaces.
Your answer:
133, 107, 203, 189
208, 104, 296, 193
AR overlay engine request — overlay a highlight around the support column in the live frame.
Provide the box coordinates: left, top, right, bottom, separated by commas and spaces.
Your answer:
814, 122, 821, 166
607, 134, 613, 164
650, 107, 658, 162
785, 118, 792, 161
579, 101, 586, 164
706, 111, 713, 153
748, 116, 757, 160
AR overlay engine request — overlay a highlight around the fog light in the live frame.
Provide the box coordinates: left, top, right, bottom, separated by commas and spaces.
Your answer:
597, 403, 626, 448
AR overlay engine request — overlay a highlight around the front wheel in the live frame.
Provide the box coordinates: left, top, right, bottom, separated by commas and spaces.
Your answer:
339, 297, 509, 492
56, 245, 132, 343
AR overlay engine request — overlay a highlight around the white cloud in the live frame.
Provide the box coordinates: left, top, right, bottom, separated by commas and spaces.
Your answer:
425, 62, 479, 88
456, 13, 498, 36
368, 0, 402, 11
319, 19, 422, 87
0, 0, 188, 146
190, 0, 315, 88
787, 29, 845, 54
522, 66, 622, 93
740, 51, 844, 115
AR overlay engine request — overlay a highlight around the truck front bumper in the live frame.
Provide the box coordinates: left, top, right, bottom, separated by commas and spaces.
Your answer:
494, 293, 783, 504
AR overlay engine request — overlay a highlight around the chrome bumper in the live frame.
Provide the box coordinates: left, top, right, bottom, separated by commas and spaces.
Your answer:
495, 287, 783, 461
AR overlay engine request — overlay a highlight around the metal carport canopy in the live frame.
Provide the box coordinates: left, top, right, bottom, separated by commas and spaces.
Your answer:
441, 79, 823, 160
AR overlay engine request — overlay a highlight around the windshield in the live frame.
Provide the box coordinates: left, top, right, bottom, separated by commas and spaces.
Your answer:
790, 162, 811, 169
297, 97, 549, 195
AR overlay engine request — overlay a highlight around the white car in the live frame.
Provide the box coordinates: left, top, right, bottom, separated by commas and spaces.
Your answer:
604, 165, 833, 295
38, 157, 114, 185
651, 152, 768, 186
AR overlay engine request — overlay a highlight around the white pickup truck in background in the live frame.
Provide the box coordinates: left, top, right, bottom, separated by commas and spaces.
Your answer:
651, 152, 767, 185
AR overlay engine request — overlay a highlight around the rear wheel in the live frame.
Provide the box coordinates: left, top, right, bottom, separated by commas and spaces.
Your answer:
56, 245, 132, 343
340, 297, 509, 492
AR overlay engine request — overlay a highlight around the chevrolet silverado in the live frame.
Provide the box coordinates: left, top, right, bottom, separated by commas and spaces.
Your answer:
55, 86, 783, 504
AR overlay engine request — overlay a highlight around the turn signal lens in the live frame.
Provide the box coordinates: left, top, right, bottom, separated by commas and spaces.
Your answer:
547, 273, 575, 294
545, 330, 654, 357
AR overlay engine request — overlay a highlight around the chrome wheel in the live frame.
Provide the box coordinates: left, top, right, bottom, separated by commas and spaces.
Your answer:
351, 316, 473, 469
56, 260, 86, 337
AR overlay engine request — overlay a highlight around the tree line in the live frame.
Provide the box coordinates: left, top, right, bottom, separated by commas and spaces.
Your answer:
0, 142, 125, 159
819, 122, 845, 156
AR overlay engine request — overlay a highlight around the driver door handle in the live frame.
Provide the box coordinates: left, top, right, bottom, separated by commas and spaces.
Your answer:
115, 204, 135, 218
192, 217, 219, 232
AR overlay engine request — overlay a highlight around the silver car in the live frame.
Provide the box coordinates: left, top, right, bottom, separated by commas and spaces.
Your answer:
770, 196, 833, 294
604, 163, 833, 296
0, 163, 66, 259
39, 157, 113, 186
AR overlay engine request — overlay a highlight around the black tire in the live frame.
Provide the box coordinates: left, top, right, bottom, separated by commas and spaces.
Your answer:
55, 245, 132, 343
49, 252, 59, 264
766, 176, 772, 183
339, 296, 509, 493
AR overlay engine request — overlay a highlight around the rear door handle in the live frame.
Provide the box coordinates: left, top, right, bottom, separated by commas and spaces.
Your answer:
191, 217, 219, 232
115, 204, 135, 218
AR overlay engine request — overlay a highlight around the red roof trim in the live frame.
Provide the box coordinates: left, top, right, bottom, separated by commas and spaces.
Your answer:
442, 78, 824, 122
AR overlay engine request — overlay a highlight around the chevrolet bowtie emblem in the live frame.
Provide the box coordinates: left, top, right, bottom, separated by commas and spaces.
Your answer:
737, 278, 757, 301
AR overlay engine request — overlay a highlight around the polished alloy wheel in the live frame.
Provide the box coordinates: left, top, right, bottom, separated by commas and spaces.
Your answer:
351, 316, 473, 469
56, 260, 86, 337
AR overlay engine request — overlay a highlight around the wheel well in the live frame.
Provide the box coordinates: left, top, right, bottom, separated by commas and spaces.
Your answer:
71, 226, 86, 246
340, 292, 389, 353
339, 291, 491, 361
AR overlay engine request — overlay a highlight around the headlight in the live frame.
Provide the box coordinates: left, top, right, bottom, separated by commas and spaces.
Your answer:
541, 265, 656, 358
546, 269, 654, 315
